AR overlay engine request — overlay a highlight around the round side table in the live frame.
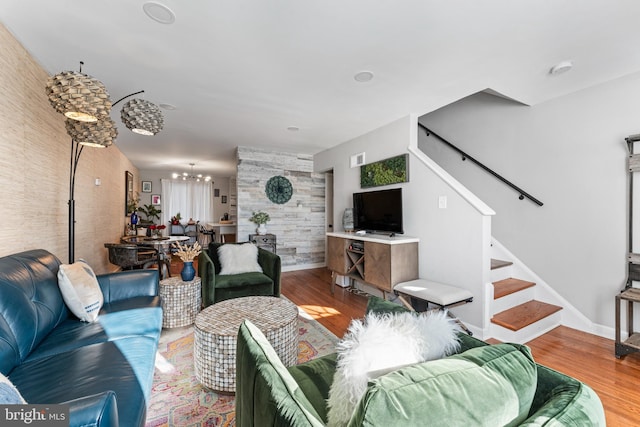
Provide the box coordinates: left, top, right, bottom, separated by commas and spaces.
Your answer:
159, 276, 202, 328
194, 296, 298, 392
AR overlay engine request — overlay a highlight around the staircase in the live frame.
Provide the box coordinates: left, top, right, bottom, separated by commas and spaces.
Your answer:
489, 258, 563, 343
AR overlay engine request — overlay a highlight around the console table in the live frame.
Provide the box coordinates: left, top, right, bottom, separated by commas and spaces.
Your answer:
326, 232, 419, 296
250, 233, 276, 253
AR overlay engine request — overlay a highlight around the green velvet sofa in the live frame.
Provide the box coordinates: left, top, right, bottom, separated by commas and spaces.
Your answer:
198, 242, 281, 307
236, 296, 606, 426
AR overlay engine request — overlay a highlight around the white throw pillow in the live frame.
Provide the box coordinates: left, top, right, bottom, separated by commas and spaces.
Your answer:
326, 311, 461, 426
217, 243, 263, 275
0, 373, 26, 404
57, 259, 104, 322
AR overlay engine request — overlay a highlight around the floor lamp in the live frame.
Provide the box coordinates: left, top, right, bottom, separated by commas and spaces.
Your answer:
47, 63, 162, 264
66, 91, 148, 264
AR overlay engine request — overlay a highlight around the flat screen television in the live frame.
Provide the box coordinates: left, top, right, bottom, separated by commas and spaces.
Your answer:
353, 188, 403, 235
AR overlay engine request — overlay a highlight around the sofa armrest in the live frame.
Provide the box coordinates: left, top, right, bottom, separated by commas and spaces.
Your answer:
97, 270, 159, 304
65, 391, 119, 427
199, 250, 216, 307
258, 248, 281, 297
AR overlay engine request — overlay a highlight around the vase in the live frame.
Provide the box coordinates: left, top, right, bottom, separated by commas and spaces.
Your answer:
181, 261, 196, 281
342, 208, 354, 232
257, 223, 267, 235
130, 212, 139, 226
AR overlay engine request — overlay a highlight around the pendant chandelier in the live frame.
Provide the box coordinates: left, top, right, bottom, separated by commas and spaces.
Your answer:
173, 163, 212, 182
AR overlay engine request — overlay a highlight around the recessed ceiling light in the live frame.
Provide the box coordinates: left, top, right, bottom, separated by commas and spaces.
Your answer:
143, 2, 176, 25
159, 103, 177, 110
549, 60, 573, 76
287, 126, 300, 131
354, 71, 374, 83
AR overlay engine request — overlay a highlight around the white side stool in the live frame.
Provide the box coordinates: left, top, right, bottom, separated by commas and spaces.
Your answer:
394, 279, 474, 335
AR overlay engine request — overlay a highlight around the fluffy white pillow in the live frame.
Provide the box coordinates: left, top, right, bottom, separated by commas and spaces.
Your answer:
0, 373, 26, 404
326, 311, 461, 426
217, 243, 263, 275
57, 259, 104, 322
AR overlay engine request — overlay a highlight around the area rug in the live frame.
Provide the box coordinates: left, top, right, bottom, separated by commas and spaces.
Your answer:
145, 306, 338, 426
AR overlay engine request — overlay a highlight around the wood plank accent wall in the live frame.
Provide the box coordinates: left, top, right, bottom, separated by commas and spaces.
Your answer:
0, 24, 138, 273
236, 146, 325, 268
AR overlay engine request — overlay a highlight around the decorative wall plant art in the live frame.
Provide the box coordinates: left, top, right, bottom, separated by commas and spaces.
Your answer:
360, 154, 408, 188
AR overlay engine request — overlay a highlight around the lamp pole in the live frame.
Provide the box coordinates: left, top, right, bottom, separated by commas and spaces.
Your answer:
68, 139, 83, 263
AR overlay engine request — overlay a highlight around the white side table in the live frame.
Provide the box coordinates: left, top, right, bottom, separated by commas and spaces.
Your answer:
159, 276, 202, 328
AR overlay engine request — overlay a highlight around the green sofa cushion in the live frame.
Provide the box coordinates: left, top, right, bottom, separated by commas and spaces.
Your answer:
519, 365, 606, 426
236, 320, 324, 427
287, 353, 338, 424
215, 272, 273, 289
349, 343, 538, 427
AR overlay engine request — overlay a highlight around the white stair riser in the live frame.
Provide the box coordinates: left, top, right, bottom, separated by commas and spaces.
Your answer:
491, 265, 513, 282
490, 311, 562, 344
491, 287, 536, 315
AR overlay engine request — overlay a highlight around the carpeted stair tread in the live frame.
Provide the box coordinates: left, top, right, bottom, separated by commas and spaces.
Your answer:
493, 278, 536, 299
491, 300, 562, 331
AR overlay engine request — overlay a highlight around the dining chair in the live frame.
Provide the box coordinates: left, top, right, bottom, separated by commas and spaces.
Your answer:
104, 243, 159, 271
197, 223, 215, 247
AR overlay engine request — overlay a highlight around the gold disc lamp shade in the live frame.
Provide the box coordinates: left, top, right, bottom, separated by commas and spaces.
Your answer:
120, 98, 164, 135
65, 117, 118, 148
45, 71, 112, 122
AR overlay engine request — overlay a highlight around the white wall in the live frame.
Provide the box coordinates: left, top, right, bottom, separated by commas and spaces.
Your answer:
419, 72, 640, 329
315, 116, 493, 331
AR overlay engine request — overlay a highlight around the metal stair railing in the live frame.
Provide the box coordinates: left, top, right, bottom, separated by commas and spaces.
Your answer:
418, 123, 543, 207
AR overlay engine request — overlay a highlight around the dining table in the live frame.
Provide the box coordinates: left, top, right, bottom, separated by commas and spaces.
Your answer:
120, 234, 190, 279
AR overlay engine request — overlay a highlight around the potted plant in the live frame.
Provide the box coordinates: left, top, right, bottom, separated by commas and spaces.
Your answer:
249, 211, 270, 235
171, 212, 182, 225
137, 204, 162, 226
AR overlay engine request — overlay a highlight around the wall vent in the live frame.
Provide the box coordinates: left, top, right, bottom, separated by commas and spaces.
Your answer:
350, 152, 365, 168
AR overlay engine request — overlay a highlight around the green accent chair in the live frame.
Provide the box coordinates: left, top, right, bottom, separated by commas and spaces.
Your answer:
235, 296, 606, 426
198, 242, 281, 307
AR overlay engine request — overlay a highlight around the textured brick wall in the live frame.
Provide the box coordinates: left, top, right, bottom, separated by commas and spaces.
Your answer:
236, 146, 325, 268
0, 24, 138, 273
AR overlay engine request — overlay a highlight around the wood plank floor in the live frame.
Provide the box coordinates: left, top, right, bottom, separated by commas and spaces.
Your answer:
280, 267, 640, 427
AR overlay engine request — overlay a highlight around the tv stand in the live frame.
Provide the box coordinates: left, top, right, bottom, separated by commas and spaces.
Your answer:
326, 232, 419, 295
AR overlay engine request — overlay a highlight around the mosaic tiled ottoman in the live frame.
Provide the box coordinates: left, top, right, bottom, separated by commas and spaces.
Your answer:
194, 296, 299, 392
159, 276, 202, 328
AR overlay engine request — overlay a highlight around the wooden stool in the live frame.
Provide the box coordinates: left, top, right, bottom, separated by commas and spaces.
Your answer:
394, 279, 474, 335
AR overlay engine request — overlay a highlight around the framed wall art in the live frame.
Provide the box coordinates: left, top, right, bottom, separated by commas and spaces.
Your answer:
151, 194, 161, 205
125, 171, 134, 216
360, 154, 409, 188
142, 181, 152, 193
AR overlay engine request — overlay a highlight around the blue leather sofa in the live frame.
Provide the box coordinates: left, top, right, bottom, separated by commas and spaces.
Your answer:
0, 249, 163, 427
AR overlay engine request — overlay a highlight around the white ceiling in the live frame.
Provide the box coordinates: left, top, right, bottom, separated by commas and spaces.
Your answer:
3, 0, 640, 177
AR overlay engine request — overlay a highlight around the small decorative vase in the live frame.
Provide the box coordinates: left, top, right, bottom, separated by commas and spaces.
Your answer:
257, 223, 267, 235
130, 212, 139, 226
342, 208, 354, 232
181, 261, 196, 281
